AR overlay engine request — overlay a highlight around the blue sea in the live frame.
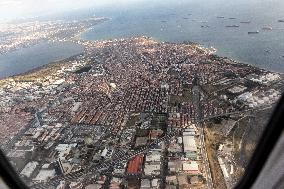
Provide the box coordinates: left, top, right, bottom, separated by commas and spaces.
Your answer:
0, 41, 83, 79
1, 0, 284, 78
81, 0, 284, 73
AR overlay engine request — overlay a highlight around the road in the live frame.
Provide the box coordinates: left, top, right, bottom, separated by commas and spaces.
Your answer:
31, 130, 180, 189
192, 76, 213, 189
199, 125, 214, 189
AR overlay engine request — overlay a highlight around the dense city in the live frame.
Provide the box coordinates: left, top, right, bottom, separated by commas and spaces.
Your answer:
0, 17, 107, 54
0, 37, 283, 189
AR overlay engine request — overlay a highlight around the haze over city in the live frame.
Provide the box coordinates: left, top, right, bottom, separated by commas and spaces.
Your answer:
0, 0, 284, 189
0, 0, 148, 22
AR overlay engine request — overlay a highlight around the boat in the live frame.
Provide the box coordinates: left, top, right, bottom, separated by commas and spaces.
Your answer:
262, 27, 273, 31
240, 21, 251, 24
226, 25, 240, 28
278, 19, 284, 22
217, 16, 225, 18
248, 31, 259, 34
201, 25, 210, 28
229, 17, 237, 19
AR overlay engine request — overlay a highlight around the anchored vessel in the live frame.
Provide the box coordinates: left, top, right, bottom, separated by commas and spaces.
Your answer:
226, 25, 240, 28
248, 31, 259, 34
240, 21, 251, 24
262, 27, 273, 31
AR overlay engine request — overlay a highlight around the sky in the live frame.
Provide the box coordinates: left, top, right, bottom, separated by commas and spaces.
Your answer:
0, 0, 146, 22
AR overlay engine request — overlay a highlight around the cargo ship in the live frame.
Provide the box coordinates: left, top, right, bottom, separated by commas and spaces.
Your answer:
201, 25, 210, 28
240, 21, 251, 24
248, 31, 259, 34
262, 27, 273, 31
226, 25, 240, 28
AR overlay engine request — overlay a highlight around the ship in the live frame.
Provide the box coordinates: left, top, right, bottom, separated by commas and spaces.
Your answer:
217, 16, 225, 18
262, 27, 273, 31
201, 25, 210, 28
248, 31, 259, 34
278, 19, 284, 23
229, 17, 237, 19
240, 21, 251, 24
226, 25, 240, 28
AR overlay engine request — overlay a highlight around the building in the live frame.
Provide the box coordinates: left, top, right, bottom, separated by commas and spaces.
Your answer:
166, 175, 178, 186
177, 174, 189, 186
33, 169, 56, 182
55, 143, 77, 160
182, 135, 198, 160
127, 155, 144, 174
144, 163, 161, 176
182, 161, 199, 174
168, 161, 182, 173
135, 137, 148, 147
141, 179, 151, 189
190, 176, 203, 185
85, 184, 102, 189
20, 161, 39, 178
145, 151, 161, 162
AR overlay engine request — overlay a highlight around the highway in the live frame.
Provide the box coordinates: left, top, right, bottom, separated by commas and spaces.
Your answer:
192, 76, 213, 189
30, 78, 274, 189
199, 125, 214, 189
31, 129, 180, 189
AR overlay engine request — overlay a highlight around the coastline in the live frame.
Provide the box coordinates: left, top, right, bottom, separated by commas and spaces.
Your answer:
0, 36, 282, 84
74, 17, 111, 41
0, 17, 110, 81
1, 35, 283, 188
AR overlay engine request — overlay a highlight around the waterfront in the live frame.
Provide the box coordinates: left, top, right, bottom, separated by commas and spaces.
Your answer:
1, 0, 284, 78
0, 1, 283, 188
1, 36, 283, 188
81, 0, 284, 72
0, 41, 83, 79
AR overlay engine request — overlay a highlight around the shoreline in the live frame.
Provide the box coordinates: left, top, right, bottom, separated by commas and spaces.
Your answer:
75, 17, 111, 41
0, 41, 84, 80
0, 36, 282, 83
78, 32, 282, 74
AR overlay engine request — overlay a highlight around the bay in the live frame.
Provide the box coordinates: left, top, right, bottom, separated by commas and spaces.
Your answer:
0, 41, 83, 79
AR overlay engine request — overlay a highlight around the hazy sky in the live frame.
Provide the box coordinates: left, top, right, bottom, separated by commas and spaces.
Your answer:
0, 0, 146, 22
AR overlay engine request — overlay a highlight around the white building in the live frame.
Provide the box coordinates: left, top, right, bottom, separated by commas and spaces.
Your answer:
182, 161, 199, 173
20, 161, 39, 178
183, 135, 197, 152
